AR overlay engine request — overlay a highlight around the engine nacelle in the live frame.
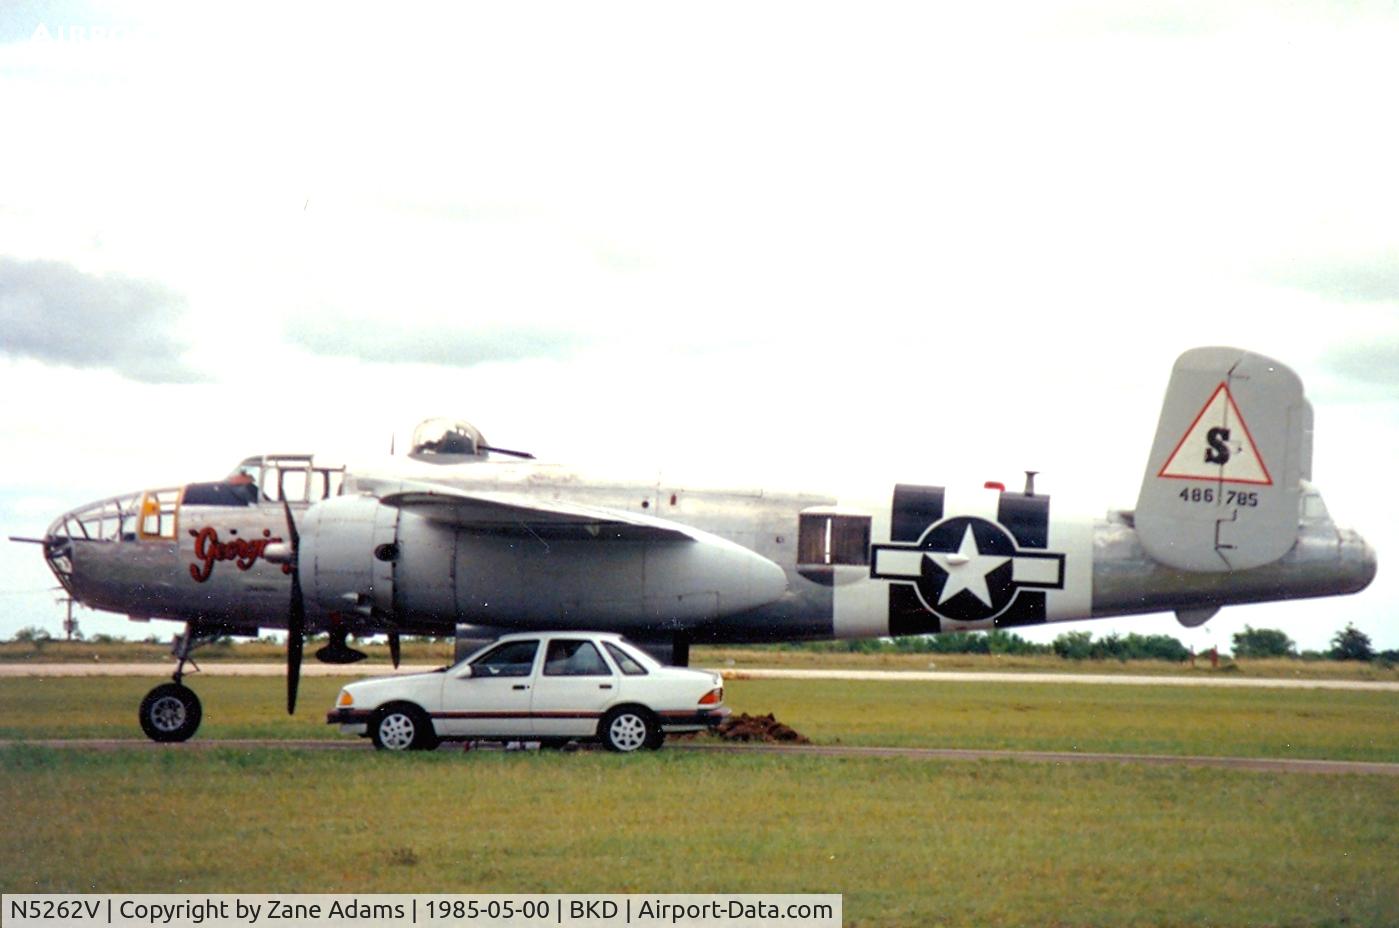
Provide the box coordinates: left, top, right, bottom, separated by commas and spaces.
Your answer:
298, 494, 789, 632
298, 494, 395, 623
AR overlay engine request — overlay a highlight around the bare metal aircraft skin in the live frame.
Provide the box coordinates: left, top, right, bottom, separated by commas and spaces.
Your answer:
15, 348, 1377, 741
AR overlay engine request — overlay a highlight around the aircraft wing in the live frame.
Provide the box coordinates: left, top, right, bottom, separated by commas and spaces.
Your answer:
377, 486, 698, 542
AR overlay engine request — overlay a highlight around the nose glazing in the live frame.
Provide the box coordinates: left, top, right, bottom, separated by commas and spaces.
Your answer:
40, 490, 147, 592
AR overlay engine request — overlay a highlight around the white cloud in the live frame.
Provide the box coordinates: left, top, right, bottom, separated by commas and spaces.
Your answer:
0, 1, 1394, 650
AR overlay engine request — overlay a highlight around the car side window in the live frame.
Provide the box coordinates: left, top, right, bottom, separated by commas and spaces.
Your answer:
543, 640, 611, 677
470, 640, 539, 677
604, 642, 648, 676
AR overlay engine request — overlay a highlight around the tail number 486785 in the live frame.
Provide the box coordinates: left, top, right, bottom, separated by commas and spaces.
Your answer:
1178, 487, 1259, 507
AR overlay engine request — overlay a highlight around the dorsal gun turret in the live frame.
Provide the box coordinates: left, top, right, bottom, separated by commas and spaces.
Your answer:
408, 418, 488, 462
407, 418, 536, 464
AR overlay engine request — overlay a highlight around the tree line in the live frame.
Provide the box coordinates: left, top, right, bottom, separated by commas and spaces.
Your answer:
769, 623, 1392, 664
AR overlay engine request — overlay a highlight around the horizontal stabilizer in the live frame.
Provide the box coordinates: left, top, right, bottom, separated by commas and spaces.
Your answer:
1135, 347, 1308, 572
379, 485, 698, 542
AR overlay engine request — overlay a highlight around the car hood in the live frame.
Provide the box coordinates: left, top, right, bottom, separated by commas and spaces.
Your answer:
342, 670, 445, 697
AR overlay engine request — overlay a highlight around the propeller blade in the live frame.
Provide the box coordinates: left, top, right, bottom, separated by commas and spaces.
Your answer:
281, 498, 300, 550
388, 629, 401, 669
282, 499, 304, 715
287, 595, 304, 714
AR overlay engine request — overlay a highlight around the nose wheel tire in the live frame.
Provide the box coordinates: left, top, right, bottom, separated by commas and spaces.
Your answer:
138, 683, 202, 743
600, 707, 662, 752
371, 705, 438, 752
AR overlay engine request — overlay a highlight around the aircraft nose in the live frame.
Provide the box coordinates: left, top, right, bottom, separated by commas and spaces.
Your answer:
41, 513, 79, 592
38, 490, 148, 595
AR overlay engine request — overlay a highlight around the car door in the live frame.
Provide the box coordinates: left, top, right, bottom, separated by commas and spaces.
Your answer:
438, 639, 540, 738
530, 638, 619, 738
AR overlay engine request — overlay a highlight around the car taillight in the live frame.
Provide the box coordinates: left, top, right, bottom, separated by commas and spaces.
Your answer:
698, 687, 723, 706
337, 690, 354, 707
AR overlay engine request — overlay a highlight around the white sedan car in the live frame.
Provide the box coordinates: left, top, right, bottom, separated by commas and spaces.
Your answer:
326, 632, 728, 752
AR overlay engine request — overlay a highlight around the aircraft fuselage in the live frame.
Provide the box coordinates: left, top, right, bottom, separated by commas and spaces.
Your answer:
47, 462, 1375, 649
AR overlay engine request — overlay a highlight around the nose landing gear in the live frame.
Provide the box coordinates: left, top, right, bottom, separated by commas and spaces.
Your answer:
136, 623, 213, 743
138, 682, 202, 742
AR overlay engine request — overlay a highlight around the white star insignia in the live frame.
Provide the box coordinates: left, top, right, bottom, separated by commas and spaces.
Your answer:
926, 524, 1009, 607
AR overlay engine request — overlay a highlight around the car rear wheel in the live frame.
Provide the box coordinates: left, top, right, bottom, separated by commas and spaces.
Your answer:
371, 705, 438, 752
600, 707, 661, 753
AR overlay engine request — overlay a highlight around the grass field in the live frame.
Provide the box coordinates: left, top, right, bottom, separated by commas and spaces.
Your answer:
2, 676, 1396, 926
2, 675, 1396, 762
2, 747, 1396, 927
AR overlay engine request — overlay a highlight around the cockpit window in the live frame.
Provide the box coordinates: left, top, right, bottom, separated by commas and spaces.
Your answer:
225, 456, 344, 503
50, 492, 144, 543
182, 482, 256, 507
229, 460, 269, 501
138, 490, 180, 540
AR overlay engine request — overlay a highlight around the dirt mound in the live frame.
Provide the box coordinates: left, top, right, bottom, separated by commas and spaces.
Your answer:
712, 712, 810, 744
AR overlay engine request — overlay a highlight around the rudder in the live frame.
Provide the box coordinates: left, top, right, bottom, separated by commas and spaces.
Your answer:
1134, 347, 1309, 571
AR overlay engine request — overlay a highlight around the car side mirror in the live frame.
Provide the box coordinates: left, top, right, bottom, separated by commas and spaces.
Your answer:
456, 665, 474, 679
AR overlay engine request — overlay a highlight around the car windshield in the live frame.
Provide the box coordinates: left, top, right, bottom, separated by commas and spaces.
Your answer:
470, 640, 539, 677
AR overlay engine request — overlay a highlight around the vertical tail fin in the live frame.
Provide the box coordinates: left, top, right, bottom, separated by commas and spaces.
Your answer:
1134, 347, 1311, 571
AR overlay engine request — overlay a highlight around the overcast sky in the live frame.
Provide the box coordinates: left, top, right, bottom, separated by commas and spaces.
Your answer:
1, 1, 1396, 652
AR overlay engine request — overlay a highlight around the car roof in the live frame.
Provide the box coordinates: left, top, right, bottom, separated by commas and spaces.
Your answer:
491, 630, 628, 643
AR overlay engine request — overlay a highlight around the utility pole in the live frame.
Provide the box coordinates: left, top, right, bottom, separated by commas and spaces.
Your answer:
55, 594, 79, 641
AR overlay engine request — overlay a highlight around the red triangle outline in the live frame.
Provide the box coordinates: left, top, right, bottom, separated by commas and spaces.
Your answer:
1156, 382, 1273, 486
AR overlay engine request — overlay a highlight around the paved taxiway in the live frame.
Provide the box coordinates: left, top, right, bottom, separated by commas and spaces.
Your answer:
7, 738, 1397, 776
3, 662, 1396, 691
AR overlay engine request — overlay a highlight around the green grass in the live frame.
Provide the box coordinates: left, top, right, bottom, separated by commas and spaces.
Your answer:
698, 646, 1399, 681
2, 676, 1396, 763
0, 676, 352, 741
1, 747, 1395, 927
731, 679, 1399, 763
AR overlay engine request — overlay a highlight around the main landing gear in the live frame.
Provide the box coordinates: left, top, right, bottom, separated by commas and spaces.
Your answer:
137, 623, 211, 742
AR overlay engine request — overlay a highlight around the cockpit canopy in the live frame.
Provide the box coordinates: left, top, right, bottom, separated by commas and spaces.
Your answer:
409, 417, 489, 461
219, 455, 345, 504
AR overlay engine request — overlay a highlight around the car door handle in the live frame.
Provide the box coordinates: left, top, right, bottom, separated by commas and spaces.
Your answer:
513, 684, 529, 690
599, 684, 613, 690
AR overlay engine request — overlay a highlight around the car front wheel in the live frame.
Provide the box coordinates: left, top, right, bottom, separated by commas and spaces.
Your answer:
371, 705, 438, 752
600, 707, 661, 753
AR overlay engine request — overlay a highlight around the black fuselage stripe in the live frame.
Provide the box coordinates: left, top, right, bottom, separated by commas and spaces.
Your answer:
891, 484, 945, 542
996, 492, 1051, 549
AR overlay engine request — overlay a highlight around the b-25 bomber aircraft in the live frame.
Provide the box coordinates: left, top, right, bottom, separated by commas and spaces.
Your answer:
12, 347, 1377, 742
